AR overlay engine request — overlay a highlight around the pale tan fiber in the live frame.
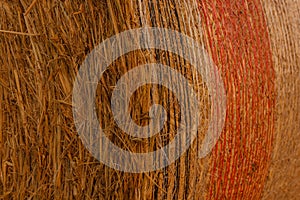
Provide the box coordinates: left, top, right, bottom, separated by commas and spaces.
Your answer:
262, 0, 300, 199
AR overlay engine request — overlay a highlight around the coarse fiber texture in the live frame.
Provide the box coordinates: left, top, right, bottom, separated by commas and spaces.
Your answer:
0, 0, 299, 199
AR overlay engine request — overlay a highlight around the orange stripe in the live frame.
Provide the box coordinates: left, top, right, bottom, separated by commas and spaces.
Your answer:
198, 0, 275, 199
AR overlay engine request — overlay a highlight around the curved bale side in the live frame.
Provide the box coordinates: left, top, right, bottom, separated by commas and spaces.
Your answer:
261, 1, 300, 199
0, 0, 299, 199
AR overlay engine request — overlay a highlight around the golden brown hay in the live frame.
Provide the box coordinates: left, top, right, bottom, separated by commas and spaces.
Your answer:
0, 0, 299, 199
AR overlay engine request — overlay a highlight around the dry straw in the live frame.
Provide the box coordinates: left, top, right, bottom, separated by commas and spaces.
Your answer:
0, 0, 299, 199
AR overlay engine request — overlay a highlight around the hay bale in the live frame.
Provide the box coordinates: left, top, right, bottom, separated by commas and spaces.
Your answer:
0, 0, 299, 199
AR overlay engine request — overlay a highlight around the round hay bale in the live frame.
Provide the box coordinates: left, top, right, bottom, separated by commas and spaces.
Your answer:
0, 0, 299, 199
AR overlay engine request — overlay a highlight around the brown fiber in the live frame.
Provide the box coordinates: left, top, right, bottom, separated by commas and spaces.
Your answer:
0, 0, 299, 199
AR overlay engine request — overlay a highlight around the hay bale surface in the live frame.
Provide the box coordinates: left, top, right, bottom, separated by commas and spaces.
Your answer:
0, 0, 299, 199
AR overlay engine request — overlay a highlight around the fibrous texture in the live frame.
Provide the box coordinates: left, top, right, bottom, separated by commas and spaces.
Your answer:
0, 0, 299, 199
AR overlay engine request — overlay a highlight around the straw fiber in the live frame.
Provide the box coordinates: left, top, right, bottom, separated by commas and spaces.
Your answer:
0, 0, 299, 199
